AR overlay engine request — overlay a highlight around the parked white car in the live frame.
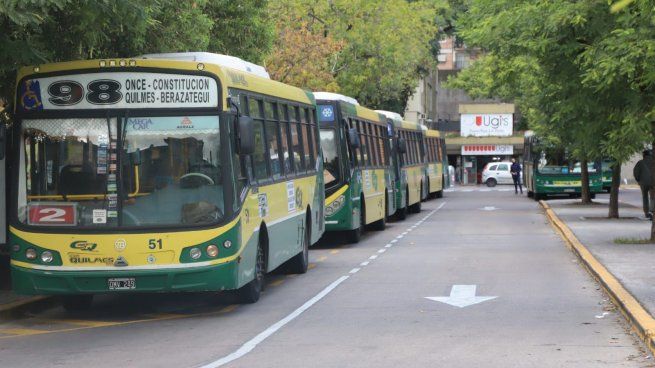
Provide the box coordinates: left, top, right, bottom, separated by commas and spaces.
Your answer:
482, 161, 514, 187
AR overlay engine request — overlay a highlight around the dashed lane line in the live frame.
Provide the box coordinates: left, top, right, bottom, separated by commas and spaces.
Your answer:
198, 201, 447, 368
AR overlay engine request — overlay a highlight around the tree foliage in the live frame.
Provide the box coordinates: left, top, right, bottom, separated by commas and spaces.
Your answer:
267, 0, 443, 110
447, 0, 652, 210
0, 0, 274, 103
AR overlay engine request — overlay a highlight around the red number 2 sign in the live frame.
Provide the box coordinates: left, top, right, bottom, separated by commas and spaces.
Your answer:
28, 204, 76, 226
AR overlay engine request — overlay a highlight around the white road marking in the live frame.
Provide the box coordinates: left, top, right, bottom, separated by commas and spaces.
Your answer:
425, 284, 497, 308
396, 235, 404, 239
378, 249, 386, 254
349, 268, 361, 274
200, 276, 350, 368
360, 261, 370, 266
369, 255, 378, 260
390, 239, 398, 243
385, 244, 393, 248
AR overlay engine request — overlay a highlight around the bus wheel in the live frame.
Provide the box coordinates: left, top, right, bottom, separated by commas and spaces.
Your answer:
285, 216, 310, 274
370, 200, 386, 231
534, 193, 543, 201
436, 190, 443, 199
409, 186, 422, 213
486, 178, 497, 187
348, 199, 364, 243
527, 191, 534, 198
62, 295, 93, 312
590, 193, 596, 199
236, 239, 265, 303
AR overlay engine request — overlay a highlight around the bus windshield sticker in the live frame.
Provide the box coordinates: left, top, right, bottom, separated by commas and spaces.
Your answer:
92, 209, 107, 224
286, 181, 296, 213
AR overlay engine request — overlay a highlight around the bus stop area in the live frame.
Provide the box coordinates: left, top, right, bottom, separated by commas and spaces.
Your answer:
543, 189, 655, 349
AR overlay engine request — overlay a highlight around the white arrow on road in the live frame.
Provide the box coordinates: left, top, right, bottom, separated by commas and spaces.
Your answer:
425, 285, 497, 308
480, 206, 497, 211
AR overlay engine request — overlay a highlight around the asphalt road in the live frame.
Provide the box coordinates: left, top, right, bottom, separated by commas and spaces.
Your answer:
0, 188, 651, 367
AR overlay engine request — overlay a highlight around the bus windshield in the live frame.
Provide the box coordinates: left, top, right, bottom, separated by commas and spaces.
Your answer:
536, 149, 599, 174
319, 128, 340, 189
18, 115, 225, 228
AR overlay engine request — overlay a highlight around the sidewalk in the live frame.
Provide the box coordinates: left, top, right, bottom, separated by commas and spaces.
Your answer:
544, 198, 655, 352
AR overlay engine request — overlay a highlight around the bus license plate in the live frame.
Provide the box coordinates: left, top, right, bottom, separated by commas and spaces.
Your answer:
563, 188, 575, 192
108, 278, 136, 290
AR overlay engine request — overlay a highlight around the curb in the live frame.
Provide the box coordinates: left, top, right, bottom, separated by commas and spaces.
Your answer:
540, 200, 655, 355
0, 295, 56, 318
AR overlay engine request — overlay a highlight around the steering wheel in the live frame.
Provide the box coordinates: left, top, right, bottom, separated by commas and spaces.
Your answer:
180, 173, 215, 189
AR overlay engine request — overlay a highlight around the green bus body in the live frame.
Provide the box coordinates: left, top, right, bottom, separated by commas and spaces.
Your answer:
317, 97, 394, 234
523, 132, 603, 200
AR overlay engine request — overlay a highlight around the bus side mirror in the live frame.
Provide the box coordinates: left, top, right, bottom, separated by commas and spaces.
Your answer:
397, 137, 407, 154
347, 128, 360, 149
0, 123, 6, 160
238, 116, 255, 155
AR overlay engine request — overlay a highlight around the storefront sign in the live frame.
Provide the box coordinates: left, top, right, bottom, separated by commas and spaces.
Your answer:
19, 72, 218, 111
461, 144, 514, 155
461, 114, 513, 137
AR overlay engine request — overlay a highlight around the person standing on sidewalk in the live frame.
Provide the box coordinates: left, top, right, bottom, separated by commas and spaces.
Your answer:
633, 150, 655, 219
511, 158, 523, 194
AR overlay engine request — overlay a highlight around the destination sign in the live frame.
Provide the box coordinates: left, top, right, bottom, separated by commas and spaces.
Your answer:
18, 72, 219, 111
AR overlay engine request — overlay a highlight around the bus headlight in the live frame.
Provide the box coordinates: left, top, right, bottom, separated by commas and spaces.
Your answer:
206, 245, 219, 258
26, 248, 37, 260
326, 195, 345, 217
190, 248, 202, 260
41, 251, 54, 263
223, 240, 232, 249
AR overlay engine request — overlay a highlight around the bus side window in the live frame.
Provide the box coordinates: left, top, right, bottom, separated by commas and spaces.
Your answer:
265, 101, 282, 181
248, 98, 268, 182
304, 110, 315, 172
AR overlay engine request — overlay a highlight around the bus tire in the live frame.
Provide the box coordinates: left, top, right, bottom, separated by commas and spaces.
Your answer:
486, 178, 497, 187
534, 193, 543, 201
590, 193, 596, 199
370, 196, 386, 231
236, 233, 266, 304
527, 191, 534, 198
285, 213, 310, 274
395, 188, 408, 221
348, 197, 364, 243
62, 295, 93, 312
409, 186, 422, 213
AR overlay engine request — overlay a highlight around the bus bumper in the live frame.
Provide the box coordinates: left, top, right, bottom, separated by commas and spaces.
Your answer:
11, 262, 239, 295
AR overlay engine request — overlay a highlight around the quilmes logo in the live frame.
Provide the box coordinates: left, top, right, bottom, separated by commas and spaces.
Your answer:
70, 241, 98, 252
474, 115, 511, 129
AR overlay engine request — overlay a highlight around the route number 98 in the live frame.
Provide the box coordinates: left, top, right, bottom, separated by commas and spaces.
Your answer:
48, 79, 123, 106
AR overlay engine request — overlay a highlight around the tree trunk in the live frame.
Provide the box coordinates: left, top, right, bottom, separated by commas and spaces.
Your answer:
608, 162, 621, 218
651, 121, 655, 241
580, 159, 592, 204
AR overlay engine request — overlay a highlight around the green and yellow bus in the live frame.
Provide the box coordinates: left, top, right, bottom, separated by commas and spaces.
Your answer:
523, 131, 602, 200
316, 92, 393, 243
7, 52, 324, 308
424, 128, 445, 199
377, 111, 425, 219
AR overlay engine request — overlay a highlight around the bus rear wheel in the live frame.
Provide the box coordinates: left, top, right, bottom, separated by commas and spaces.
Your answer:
236, 239, 265, 304
348, 199, 365, 243
62, 295, 93, 312
370, 198, 386, 231
285, 216, 310, 274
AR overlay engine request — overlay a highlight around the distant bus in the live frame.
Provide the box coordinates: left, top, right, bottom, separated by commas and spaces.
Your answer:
8, 52, 324, 308
377, 111, 425, 218
424, 128, 445, 199
316, 92, 394, 243
523, 131, 602, 200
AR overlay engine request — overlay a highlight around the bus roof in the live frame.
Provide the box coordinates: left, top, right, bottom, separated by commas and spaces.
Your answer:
375, 110, 403, 121
139, 52, 270, 79
314, 92, 384, 124
313, 92, 359, 106
16, 56, 313, 109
